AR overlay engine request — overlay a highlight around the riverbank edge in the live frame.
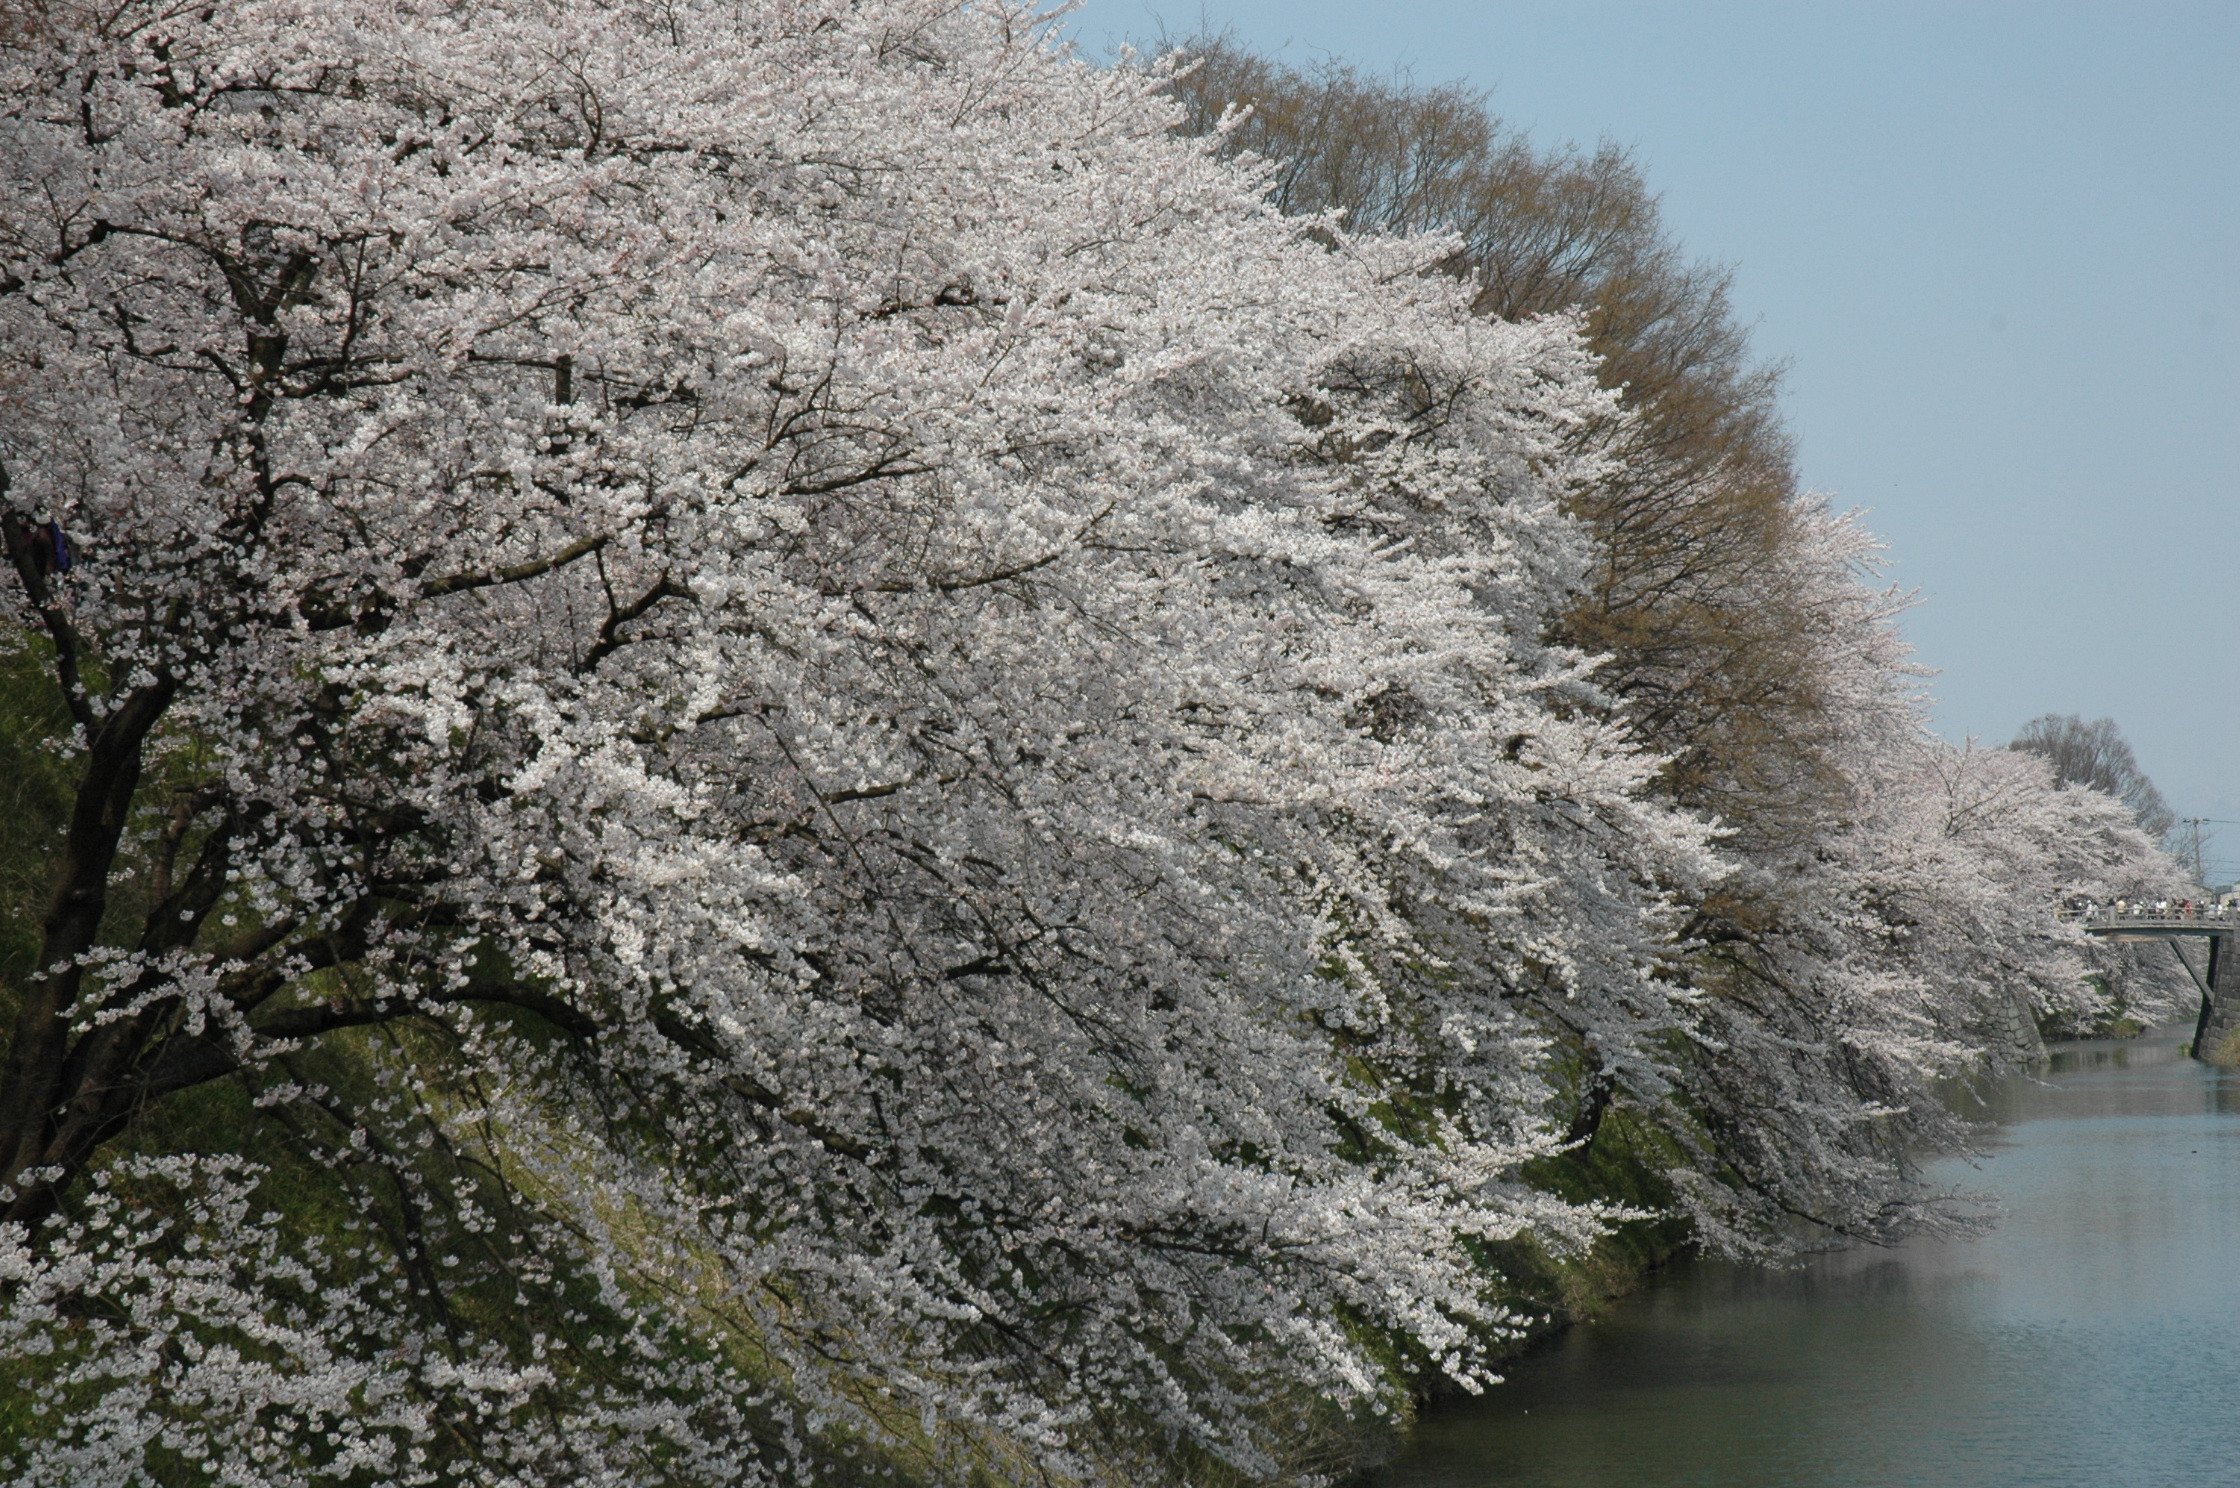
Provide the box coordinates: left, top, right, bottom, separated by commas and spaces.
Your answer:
1323, 1022, 2198, 1486
1317, 1217, 1695, 1488
1319, 1023, 2138, 1486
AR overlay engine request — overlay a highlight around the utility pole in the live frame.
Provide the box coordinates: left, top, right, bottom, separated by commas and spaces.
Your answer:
2181, 817, 2208, 886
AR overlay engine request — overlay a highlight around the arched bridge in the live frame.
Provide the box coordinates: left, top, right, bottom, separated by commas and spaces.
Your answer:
2077, 907, 2239, 1064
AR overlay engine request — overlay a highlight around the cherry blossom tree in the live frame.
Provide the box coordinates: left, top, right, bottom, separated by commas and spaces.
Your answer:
0, 0, 1713, 1481
1145, 40, 2184, 1264
0, 1, 2184, 1482
1648, 504, 2188, 1255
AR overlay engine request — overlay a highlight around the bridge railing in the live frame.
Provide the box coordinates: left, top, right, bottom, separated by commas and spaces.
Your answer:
2062, 905, 2240, 930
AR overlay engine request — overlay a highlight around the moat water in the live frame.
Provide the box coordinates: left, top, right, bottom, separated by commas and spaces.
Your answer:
1378, 1033, 2240, 1488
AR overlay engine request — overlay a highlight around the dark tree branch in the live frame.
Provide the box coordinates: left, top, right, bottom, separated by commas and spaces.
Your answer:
578, 574, 692, 674
0, 474, 97, 731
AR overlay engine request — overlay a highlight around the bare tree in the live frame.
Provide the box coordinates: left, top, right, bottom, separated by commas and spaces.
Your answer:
2009, 713, 2179, 843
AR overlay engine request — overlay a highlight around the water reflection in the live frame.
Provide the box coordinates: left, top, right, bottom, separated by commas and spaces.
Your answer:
1380, 1031, 2240, 1488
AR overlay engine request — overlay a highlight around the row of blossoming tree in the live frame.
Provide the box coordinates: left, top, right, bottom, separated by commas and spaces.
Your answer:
0, 1, 2187, 1484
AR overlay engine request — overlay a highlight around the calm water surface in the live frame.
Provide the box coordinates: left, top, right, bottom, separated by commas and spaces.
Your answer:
1379, 1034, 2240, 1488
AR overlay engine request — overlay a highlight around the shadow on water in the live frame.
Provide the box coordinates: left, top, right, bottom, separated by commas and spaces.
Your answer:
1378, 1028, 2240, 1488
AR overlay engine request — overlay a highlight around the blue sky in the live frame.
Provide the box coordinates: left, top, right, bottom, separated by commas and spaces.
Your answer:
1086, 0, 2240, 876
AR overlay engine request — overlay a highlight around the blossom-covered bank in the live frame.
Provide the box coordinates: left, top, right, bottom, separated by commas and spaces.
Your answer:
0, 2, 2186, 1484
